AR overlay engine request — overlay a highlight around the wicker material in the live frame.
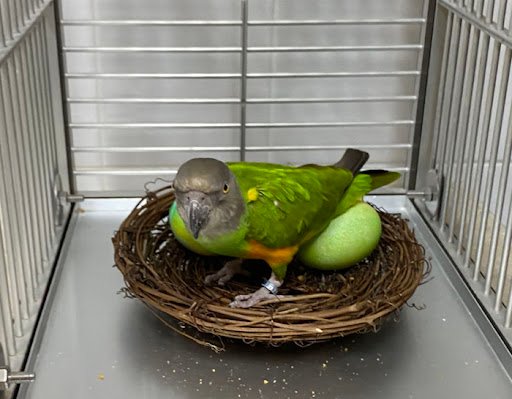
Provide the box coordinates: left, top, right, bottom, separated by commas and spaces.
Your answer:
113, 185, 428, 350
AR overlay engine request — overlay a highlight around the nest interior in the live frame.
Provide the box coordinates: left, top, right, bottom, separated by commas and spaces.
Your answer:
113, 186, 428, 350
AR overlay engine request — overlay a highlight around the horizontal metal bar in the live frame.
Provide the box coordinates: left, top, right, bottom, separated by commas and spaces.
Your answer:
65, 73, 241, 79
247, 45, 423, 52
247, 96, 418, 104
69, 122, 241, 129
247, 71, 421, 78
69, 121, 415, 129
71, 143, 411, 153
60, 19, 242, 26
59, 18, 426, 27
246, 121, 416, 128
64, 71, 420, 79
62, 45, 423, 54
71, 146, 240, 152
65, 71, 421, 79
67, 98, 241, 104
73, 169, 179, 176
248, 18, 427, 26
73, 166, 410, 176
0, 0, 53, 66
246, 144, 412, 151
440, 0, 512, 48
67, 95, 418, 105
63, 46, 242, 53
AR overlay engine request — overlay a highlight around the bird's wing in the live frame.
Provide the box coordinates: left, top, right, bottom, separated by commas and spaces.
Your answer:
228, 163, 353, 248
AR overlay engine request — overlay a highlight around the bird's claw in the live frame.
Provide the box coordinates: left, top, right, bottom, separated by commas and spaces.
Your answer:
229, 287, 283, 308
204, 259, 244, 286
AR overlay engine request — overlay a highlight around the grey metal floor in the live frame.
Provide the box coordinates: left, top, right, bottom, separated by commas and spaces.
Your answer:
19, 197, 512, 399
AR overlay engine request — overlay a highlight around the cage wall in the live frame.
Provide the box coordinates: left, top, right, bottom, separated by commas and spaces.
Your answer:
418, 0, 512, 340
58, 0, 430, 196
0, 0, 70, 373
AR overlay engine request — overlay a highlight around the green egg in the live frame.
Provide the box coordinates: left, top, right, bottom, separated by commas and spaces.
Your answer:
298, 202, 382, 270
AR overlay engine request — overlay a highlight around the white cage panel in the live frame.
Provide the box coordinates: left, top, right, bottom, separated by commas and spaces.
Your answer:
0, 0, 70, 372
59, 0, 430, 196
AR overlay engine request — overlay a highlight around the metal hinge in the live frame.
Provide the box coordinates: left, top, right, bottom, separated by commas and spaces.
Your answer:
52, 172, 85, 226
0, 367, 35, 391
407, 169, 444, 219
0, 345, 35, 391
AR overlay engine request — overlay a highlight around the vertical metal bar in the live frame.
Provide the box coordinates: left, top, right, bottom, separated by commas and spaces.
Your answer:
457, 30, 488, 254
40, 15, 59, 170
436, 16, 461, 187
11, 0, 21, 33
473, 44, 509, 281
447, 24, 479, 242
0, 1, 7, 46
474, 0, 484, 17
431, 13, 454, 169
464, 37, 499, 269
20, 0, 27, 25
506, 268, 512, 327
5, 55, 37, 310
409, 0, 437, 190
3, 0, 14, 41
495, 0, 506, 29
483, 50, 512, 296
505, 0, 512, 32
482, 0, 492, 21
52, 0, 75, 196
239, 0, 248, 161
19, 38, 45, 283
439, 20, 470, 232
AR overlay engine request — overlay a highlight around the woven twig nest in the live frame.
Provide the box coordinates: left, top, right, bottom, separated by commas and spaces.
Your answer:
113, 185, 428, 350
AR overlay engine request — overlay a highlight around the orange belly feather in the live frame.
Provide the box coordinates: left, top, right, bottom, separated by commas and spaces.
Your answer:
245, 240, 298, 267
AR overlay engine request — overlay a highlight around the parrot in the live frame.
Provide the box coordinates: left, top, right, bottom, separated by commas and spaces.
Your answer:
169, 149, 400, 308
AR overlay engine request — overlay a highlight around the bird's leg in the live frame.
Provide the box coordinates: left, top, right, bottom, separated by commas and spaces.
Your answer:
229, 269, 285, 308
204, 258, 247, 286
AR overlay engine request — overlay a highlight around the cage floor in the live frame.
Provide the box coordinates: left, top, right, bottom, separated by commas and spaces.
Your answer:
19, 197, 512, 399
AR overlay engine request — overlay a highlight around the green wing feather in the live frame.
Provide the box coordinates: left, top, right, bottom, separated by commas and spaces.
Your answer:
227, 162, 353, 248
336, 170, 401, 215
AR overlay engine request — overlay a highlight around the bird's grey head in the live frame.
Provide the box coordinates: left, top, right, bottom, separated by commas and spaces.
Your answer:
173, 158, 245, 239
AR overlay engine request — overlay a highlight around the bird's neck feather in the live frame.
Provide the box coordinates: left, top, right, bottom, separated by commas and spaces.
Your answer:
201, 193, 245, 239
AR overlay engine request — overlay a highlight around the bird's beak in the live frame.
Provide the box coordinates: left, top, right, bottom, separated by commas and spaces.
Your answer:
188, 198, 210, 239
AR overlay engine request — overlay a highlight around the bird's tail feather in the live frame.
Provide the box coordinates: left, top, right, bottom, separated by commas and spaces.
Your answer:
333, 148, 369, 174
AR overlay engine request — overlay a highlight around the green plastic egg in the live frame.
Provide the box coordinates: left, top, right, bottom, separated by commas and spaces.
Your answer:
298, 202, 382, 270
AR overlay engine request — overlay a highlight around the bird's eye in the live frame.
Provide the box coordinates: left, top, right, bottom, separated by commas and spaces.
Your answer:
223, 183, 229, 193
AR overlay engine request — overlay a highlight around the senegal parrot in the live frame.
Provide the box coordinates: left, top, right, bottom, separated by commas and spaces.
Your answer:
169, 149, 399, 308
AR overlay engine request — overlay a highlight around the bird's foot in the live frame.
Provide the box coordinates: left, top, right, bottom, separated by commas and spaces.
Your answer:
229, 273, 284, 308
204, 258, 245, 286
229, 287, 284, 308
